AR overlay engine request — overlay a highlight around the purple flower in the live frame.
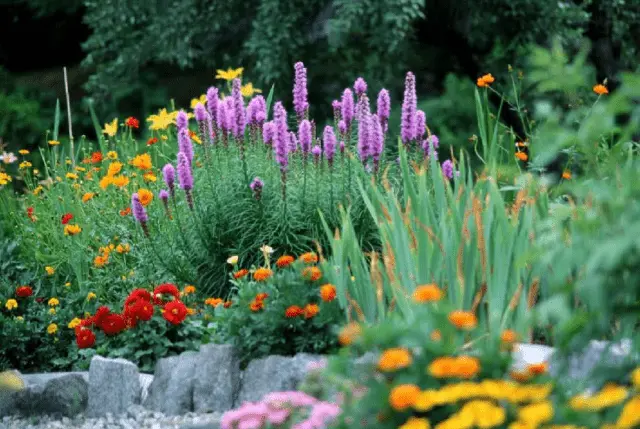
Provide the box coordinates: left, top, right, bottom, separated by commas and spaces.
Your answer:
422, 134, 440, 159
298, 119, 312, 154
339, 141, 345, 153
232, 78, 246, 139
247, 95, 266, 125
177, 152, 193, 191
442, 159, 454, 179
341, 88, 355, 129
401, 71, 417, 144
323, 125, 336, 163
223, 97, 235, 134
338, 120, 347, 136
377, 89, 390, 131
416, 110, 426, 140
194, 103, 207, 122
332, 100, 341, 120
293, 61, 309, 119
311, 145, 322, 163
370, 114, 384, 163
288, 131, 298, 152
250, 177, 264, 191
131, 193, 148, 223
176, 110, 188, 131
263, 121, 275, 145
206, 87, 220, 128
178, 128, 193, 166
354, 77, 367, 97
162, 164, 176, 196
357, 97, 372, 163
159, 189, 169, 201
356, 92, 370, 123
273, 101, 289, 170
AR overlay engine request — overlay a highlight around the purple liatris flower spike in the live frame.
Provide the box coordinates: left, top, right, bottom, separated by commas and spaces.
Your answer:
162, 163, 176, 197
178, 128, 193, 166
323, 125, 336, 166
176, 110, 189, 131
354, 77, 367, 97
177, 152, 194, 209
247, 95, 266, 125
194, 103, 207, 122
416, 110, 426, 140
159, 189, 171, 218
401, 71, 417, 144
341, 88, 355, 129
377, 89, 390, 132
159, 189, 169, 201
288, 131, 298, 152
442, 159, 454, 179
131, 193, 149, 236
298, 119, 312, 155
370, 114, 384, 171
231, 78, 246, 139
206, 87, 219, 127
338, 119, 347, 137
250, 176, 264, 201
357, 97, 372, 163
332, 100, 341, 121
293, 61, 309, 120
422, 134, 440, 159
273, 101, 289, 171
311, 145, 322, 164
340, 141, 345, 154
356, 92, 371, 123
263, 121, 275, 145
223, 97, 235, 134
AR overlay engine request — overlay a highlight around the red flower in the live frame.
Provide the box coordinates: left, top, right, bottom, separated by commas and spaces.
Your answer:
147, 137, 159, 146
153, 283, 180, 305
249, 300, 264, 312
223, 301, 233, 308
16, 286, 33, 297
126, 299, 154, 322
163, 301, 187, 325
91, 152, 103, 164
75, 328, 96, 349
92, 306, 112, 329
26, 207, 35, 222
101, 314, 127, 335
255, 293, 269, 302
285, 305, 304, 318
125, 117, 139, 129
61, 213, 74, 225
120, 207, 131, 216
124, 288, 152, 307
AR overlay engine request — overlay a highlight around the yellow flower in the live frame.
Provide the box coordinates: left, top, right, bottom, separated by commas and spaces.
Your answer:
64, 224, 82, 236
518, 401, 553, 427
103, 118, 118, 137
45, 266, 55, 275
5, 299, 18, 310
68, 318, 82, 329
49, 308, 56, 315
569, 384, 628, 411
48, 297, 59, 307
18, 149, 29, 155
15, 316, 24, 321
99, 176, 113, 189
86, 292, 96, 301
47, 323, 58, 335
147, 108, 175, 131
107, 151, 118, 160
116, 243, 130, 254
19, 161, 32, 169
66, 159, 72, 165
160, 135, 168, 141
48, 140, 60, 146
65, 282, 71, 287
617, 395, 640, 428
399, 417, 430, 429
72, 183, 81, 190
66, 172, 78, 180
632, 367, 640, 389
241, 82, 262, 97
215, 67, 244, 81
107, 161, 123, 177
137, 188, 153, 206
0, 172, 12, 186
33, 185, 44, 195
190, 94, 207, 109
143, 172, 157, 182
111, 175, 129, 188
130, 153, 152, 170
227, 255, 239, 265
75, 166, 86, 172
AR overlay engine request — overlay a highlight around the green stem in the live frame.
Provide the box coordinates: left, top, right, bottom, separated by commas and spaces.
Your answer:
301, 157, 308, 213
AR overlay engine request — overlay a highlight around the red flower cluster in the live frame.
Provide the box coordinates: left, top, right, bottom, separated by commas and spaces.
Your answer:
16, 286, 33, 297
125, 117, 139, 129
26, 207, 35, 222
74, 284, 189, 350
61, 213, 74, 225
249, 292, 268, 312
146, 137, 159, 146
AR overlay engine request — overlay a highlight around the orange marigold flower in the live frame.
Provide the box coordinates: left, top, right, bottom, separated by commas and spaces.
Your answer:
249, 300, 264, 312
94, 254, 109, 268
593, 84, 609, 95
430, 330, 442, 341
147, 137, 159, 146
476, 73, 495, 88
515, 152, 528, 161
527, 362, 548, 375
255, 292, 269, 302
120, 207, 131, 216
378, 348, 413, 372
285, 305, 304, 318
183, 285, 196, 295
233, 269, 249, 279
412, 284, 443, 303
276, 255, 295, 268
448, 310, 477, 330
82, 192, 95, 203
125, 116, 140, 128
131, 153, 152, 171
338, 322, 361, 346
253, 268, 273, 282
562, 170, 572, 180
137, 189, 153, 207
302, 266, 322, 282
91, 152, 103, 164
455, 355, 481, 379
303, 303, 319, 319
300, 252, 318, 264
501, 329, 517, 343
389, 384, 421, 411
428, 356, 480, 379
320, 284, 337, 302
205, 297, 223, 307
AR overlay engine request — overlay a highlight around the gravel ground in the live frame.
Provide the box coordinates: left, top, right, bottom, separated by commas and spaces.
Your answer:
0, 406, 221, 429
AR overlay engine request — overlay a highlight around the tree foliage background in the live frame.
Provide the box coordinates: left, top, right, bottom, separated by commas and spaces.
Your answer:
0, 0, 639, 151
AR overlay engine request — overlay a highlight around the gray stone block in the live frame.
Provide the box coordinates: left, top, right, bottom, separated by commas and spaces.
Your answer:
87, 356, 141, 417
192, 344, 240, 413
144, 351, 198, 416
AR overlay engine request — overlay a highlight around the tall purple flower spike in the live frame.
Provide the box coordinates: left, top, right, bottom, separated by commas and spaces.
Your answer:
273, 101, 289, 171
401, 71, 417, 145
131, 193, 149, 236
293, 62, 309, 120
323, 125, 336, 166
298, 119, 312, 155
232, 78, 246, 139
377, 89, 390, 132
162, 163, 176, 197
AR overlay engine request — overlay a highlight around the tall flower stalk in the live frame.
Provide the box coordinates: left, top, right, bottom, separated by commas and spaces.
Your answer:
401, 71, 417, 146
299, 119, 312, 212
273, 101, 289, 212
341, 88, 355, 197
177, 152, 194, 210
293, 62, 309, 124
323, 125, 337, 210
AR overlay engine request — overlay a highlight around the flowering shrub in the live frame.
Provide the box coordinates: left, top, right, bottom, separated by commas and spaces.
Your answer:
213, 250, 341, 365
